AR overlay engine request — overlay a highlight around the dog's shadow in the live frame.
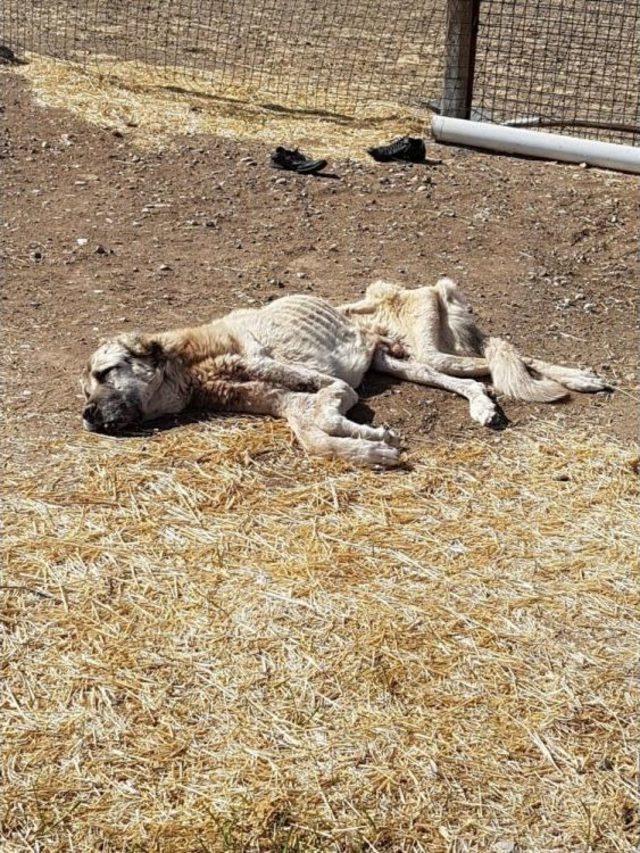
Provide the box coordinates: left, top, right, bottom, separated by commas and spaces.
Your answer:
349, 372, 398, 426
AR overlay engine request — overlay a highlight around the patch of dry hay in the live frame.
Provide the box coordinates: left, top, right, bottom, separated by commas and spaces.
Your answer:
13, 54, 426, 157
2, 417, 639, 851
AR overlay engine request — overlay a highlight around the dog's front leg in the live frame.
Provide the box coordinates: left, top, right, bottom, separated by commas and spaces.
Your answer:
191, 372, 399, 468
241, 354, 350, 396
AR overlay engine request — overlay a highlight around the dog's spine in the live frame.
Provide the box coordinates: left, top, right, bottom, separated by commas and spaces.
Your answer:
484, 337, 568, 402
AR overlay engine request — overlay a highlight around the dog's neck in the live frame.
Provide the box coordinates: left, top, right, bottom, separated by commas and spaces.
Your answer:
156, 319, 239, 366
140, 319, 247, 420
146, 350, 248, 419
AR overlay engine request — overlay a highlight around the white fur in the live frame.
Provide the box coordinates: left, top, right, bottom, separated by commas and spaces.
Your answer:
341, 278, 608, 405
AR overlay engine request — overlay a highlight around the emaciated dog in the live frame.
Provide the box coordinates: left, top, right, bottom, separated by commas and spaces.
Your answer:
81, 278, 607, 466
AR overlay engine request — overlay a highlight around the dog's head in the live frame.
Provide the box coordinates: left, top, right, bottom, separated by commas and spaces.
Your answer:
81, 333, 183, 433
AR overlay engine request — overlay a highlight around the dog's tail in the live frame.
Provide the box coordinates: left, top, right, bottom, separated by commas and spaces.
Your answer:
484, 337, 568, 402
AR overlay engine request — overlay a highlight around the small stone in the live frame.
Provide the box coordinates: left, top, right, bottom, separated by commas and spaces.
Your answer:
158, 263, 172, 272
493, 842, 516, 853
76, 237, 88, 246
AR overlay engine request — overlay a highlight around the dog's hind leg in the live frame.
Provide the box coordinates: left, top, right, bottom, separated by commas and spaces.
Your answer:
421, 340, 608, 399
338, 297, 378, 317
414, 281, 605, 399
373, 350, 507, 429
392, 281, 492, 378
414, 351, 492, 378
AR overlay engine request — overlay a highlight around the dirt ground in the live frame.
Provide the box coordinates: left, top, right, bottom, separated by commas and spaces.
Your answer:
2, 71, 639, 453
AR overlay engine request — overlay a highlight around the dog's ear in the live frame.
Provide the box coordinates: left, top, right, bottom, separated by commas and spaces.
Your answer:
145, 338, 167, 368
123, 334, 167, 366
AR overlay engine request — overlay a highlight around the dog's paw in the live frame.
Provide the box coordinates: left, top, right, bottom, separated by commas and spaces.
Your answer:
470, 396, 508, 429
563, 371, 613, 394
362, 442, 402, 468
486, 402, 509, 431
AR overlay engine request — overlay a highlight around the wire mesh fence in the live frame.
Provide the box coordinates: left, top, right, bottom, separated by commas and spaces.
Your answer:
0, 0, 448, 116
473, 0, 640, 145
0, 0, 638, 144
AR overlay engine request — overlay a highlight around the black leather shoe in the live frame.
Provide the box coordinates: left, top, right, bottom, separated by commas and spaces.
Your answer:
0, 45, 26, 65
367, 136, 426, 163
271, 146, 328, 174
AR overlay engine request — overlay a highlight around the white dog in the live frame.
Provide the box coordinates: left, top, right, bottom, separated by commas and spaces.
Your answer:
81, 278, 607, 466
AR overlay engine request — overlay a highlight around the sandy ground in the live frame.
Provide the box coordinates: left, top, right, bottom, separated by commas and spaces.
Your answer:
1, 72, 638, 452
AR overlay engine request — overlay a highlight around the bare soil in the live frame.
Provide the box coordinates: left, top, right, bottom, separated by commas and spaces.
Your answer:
2, 72, 639, 452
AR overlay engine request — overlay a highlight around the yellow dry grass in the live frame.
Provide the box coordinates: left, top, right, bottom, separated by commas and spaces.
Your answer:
2, 417, 639, 851
15, 54, 426, 157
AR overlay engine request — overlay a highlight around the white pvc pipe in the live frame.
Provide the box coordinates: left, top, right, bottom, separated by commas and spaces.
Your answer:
431, 116, 640, 175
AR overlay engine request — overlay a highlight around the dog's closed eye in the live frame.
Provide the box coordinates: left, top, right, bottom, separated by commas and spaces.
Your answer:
93, 366, 117, 382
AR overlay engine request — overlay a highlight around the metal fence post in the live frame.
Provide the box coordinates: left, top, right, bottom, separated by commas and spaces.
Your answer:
441, 0, 480, 118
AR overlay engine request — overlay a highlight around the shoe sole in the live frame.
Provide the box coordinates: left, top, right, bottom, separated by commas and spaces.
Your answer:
295, 159, 328, 174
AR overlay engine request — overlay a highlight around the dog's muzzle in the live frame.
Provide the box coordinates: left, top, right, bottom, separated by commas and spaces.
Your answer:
82, 400, 139, 433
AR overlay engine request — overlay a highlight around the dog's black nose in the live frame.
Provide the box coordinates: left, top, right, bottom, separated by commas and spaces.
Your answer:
83, 403, 102, 425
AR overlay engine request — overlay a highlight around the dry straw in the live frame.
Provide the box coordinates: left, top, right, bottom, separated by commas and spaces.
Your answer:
15, 54, 426, 157
2, 416, 639, 851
